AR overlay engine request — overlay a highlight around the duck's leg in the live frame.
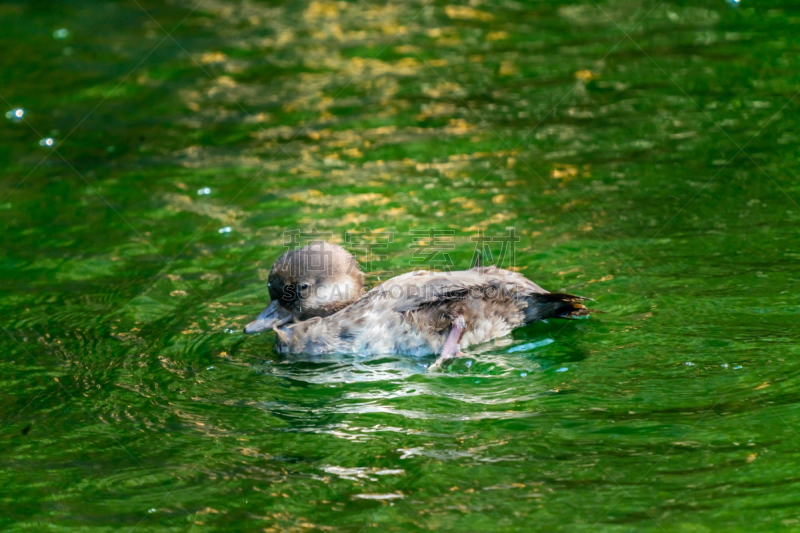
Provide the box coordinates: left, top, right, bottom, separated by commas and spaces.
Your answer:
429, 316, 466, 371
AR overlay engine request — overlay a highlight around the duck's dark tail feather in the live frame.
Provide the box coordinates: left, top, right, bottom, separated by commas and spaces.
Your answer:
529, 292, 601, 321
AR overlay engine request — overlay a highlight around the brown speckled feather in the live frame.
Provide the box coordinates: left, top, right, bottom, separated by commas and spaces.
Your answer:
274, 266, 593, 356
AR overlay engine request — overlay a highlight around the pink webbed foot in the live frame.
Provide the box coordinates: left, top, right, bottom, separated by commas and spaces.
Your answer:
428, 316, 467, 372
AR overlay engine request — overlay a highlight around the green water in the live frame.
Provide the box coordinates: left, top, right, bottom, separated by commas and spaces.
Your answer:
2, 0, 800, 530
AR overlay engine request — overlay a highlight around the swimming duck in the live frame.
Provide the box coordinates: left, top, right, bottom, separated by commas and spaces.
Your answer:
244, 241, 596, 368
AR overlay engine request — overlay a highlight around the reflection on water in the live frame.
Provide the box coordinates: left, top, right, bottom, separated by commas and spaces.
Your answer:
3, 0, 800, 531
256, 353, 428, 382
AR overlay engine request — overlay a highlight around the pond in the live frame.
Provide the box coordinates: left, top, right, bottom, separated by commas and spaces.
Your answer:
2, 0, 800, 531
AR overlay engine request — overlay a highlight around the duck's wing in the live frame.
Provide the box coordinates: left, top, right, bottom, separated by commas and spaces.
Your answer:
359, 266, 545, 313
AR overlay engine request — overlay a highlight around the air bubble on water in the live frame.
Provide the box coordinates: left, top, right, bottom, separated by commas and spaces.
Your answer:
556, 367, 568, 372
465, 360, 472, 368
734, 365, 742, 370
206, 366, 215, 370
6, 108, 24, 120
726, 0, 740, 8
219, 226, 232, 233
685, 362, 694, 366
39, 138, 55, 147
53, 28, 70, 39
721, 363, 728, 368
520, 372, 527, 377
148, 508, 156, 514
198, 187, 211, 195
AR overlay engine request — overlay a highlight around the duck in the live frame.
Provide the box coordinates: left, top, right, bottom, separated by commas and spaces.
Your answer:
244, 241, 596, 368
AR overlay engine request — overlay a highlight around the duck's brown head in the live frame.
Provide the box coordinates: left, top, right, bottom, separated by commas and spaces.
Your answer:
244, 241, 365, 334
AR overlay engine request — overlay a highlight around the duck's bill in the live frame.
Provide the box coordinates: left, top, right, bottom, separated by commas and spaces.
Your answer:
244, 301, 293, 334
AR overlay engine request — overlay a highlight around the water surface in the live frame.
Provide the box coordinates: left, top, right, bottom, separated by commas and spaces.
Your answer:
2, 0, 800, 531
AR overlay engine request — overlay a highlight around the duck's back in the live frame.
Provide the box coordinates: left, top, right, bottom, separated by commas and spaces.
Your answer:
277, 267, 590, 356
